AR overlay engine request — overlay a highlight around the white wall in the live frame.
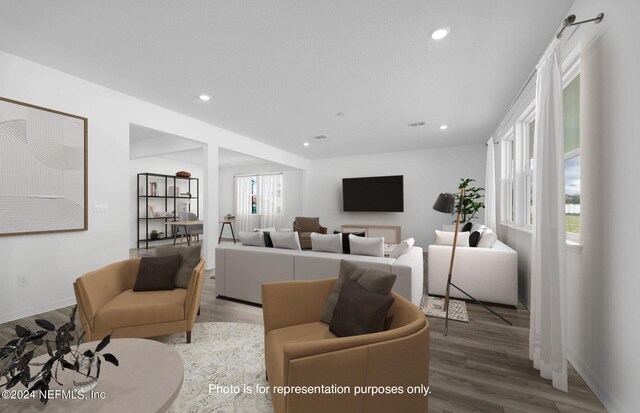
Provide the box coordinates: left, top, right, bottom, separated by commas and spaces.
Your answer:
218, 163, 304, 232
0, 50, 309, 323
304, 144, 486, 247
491, 1, 640, 411
130, 156, 204, 248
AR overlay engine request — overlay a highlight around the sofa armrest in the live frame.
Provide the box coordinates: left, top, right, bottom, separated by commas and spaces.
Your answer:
74, 258, 141, 331
283, 315, 427, 386
427, 243, 518, 305
185, 259, 206, 325
262, 278, 336, 337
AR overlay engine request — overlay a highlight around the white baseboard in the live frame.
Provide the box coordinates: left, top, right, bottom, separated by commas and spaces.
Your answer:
568, 348, 626, 413
0, 297, 77, 325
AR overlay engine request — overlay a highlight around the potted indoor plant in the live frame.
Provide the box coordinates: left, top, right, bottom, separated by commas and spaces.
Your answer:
452, 178, 485, 225
0, 306, 119, 405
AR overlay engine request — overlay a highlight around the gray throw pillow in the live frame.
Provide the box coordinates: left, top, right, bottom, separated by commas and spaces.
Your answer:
329, 279, 394, 337
320, 260, 396, 323
155, 245, 202, 288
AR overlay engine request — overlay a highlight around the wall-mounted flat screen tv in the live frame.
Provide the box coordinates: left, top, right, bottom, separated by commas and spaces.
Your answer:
342, 175, 404, 212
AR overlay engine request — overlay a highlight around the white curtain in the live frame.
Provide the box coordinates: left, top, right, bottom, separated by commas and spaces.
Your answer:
529, 40, 568, 392
484, 138, 497, 231
257, 174, 283, 229
234, 176, 253, 232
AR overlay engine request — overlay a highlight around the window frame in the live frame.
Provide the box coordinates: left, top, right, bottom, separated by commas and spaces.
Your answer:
562, 65, 581, 243
500, 128, 516, 225
520, 103, 536, 229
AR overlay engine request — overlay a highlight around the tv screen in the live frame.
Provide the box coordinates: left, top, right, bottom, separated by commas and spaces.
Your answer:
342, 175, 404, 212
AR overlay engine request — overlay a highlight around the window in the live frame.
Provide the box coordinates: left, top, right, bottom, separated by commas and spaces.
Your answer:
523, 109, 536, 227
236, 173, 282, 216
563, 74, 581, 237
501, 129, 515, 223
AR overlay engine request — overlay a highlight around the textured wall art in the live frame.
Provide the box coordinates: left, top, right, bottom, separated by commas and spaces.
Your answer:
0, 97, 87, 235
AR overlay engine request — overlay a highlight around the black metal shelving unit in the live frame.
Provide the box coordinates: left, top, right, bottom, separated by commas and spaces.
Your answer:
137, 172, 199, 249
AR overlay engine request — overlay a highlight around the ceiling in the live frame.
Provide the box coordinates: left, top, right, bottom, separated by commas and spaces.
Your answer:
130, 124, 272, 167
0, 0, 573, 158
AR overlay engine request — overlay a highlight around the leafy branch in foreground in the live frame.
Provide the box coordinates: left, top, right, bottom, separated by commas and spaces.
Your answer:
0, 306, 119, 405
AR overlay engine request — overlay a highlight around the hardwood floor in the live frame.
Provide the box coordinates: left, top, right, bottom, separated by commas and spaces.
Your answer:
0, 247, 605, 413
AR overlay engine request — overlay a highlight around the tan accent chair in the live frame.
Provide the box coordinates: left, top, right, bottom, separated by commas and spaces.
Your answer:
262, 279, 429, 413
293, 217, 327, 249
73, 258, 205, 343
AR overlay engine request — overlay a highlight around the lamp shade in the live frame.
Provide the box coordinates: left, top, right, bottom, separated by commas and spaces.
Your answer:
433, 192, 456, 214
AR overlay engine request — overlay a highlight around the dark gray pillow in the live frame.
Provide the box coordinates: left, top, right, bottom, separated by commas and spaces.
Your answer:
329, 279, 394, 337
133, 255, 181, 292
333, 231, 366, 254
320, 260, 396, 323
461, 222, 473, 232
155, 245, 202, 288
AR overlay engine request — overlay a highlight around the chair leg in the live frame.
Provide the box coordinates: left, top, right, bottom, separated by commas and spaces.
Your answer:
186, 331, 192, 343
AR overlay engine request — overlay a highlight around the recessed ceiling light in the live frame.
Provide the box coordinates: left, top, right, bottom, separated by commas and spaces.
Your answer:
440, 125, 448, 130
336, 112, 347, 117
431, 28, 450, 40
199, 94, 211, 101
314, 135, 328, 140
303, 142, 310, 147
408, 121, 426, 127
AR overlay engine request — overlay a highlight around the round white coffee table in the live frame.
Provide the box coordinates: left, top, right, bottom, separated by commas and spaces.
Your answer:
0, 338, 183, 413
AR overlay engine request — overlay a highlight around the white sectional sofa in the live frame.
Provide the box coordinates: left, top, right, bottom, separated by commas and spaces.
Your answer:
215, 244, 424, 306
427, 240, 518, 306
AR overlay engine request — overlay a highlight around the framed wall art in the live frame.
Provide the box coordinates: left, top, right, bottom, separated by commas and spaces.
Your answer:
0, 97, 88, 235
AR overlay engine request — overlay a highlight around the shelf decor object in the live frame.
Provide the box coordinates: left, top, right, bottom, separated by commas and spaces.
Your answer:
432, 190, 511, 336
0, 97, 88, 236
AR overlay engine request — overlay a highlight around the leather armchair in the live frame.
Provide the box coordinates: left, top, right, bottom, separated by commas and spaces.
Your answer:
293, 217, 327, 249
262, 278, 429, 413
73, 258, 205, 343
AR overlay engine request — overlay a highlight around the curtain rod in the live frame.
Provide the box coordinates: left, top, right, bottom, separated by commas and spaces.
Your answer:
557, 13, 604, 39
492, 12, 603, 140
234, 172, 283, 178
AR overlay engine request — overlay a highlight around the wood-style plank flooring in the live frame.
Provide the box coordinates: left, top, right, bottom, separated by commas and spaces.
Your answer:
0, 247, 606, 413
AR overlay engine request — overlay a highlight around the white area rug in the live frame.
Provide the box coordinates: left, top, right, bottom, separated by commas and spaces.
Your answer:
421, 295, 469, 322
158, 322, 273, 413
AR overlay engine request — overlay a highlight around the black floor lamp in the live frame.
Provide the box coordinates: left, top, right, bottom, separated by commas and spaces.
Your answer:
432, 190, 512, 336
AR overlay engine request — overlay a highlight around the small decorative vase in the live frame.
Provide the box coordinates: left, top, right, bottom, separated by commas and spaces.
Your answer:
73, 356, 98, 392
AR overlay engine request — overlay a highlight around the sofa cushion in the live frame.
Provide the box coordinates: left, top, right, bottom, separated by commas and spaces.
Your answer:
133, 255, 181, 291
388, 237, 415, 259
310, 232, 342, 253
330, 279, 394, 337
320, 260, 396, 323
239, 231, 266, 247
477, 227, 498, 248
435, 230, 470, 247
295, 217, 320, 232
461, 222, 473, 232
155, 245, 201, 288
271, 231, 302, 250
94, 289, 186, 331
333, 231, 366, 254
348, 234, 384, 257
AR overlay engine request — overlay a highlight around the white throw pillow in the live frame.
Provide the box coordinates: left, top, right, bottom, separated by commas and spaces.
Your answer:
388, 237, 415, 259
435, 230, 470, 247
239, 231, 265, 247
476, 227, 498, 248
253, 227, 276, 233
270, 231, 302, 250
310, 232, 342, 253
348, 234, 384, 257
